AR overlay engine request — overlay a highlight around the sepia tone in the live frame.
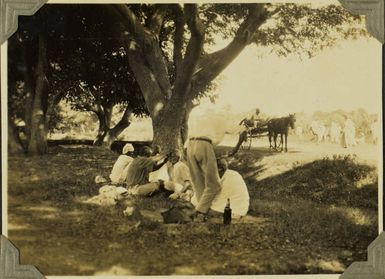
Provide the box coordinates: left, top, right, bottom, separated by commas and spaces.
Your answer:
1, 0, 384, 278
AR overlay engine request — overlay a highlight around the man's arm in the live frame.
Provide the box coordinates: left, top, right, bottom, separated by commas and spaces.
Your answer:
151, 154, 168, 171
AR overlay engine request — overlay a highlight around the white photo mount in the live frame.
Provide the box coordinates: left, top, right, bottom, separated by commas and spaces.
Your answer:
0, 0, 384, 278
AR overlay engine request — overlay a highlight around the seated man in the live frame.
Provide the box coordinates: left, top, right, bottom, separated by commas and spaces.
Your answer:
125, 146, 167, 196
191, 158, 250, 217
164, 150, 193, 200
110, 143, 135, 184
239, 108, 261, 130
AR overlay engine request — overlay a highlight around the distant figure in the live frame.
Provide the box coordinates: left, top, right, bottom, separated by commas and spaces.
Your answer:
231, 108, 268, 155
329, 122, 341, 144
110, 143, 135, 184
356, 132, 366, 144
310, 120, 326, 143
239, 108, 262, 130
370, 121, 379, 144
191, 158, 250, 217
342, 116, 356, 148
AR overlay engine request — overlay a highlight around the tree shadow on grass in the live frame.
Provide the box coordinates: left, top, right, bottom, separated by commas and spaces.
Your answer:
214, 145, 277, 183
244, 155, 378, 274
249, 155, 378, 209
6, 146, 379, 276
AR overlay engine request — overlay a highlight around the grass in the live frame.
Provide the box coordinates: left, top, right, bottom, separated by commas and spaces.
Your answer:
7, 145, 378, 275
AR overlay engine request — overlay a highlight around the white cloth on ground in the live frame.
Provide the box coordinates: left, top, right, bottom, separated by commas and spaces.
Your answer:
84, 185, 128, 206
110, 155, 134, 183
191, 169, 250, 217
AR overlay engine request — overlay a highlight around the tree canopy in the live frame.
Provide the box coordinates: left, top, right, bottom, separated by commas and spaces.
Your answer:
8, 3, 369, 153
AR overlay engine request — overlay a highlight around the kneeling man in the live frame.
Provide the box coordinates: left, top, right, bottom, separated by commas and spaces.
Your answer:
191, 158, 250, 217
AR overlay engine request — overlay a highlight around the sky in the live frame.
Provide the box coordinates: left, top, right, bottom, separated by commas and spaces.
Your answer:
193, 36, 382, 118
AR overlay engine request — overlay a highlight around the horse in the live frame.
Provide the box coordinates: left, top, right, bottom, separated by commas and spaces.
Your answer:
268, 114, 296, 152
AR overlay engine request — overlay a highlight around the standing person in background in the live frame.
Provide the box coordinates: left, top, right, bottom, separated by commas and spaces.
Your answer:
329, 121, 341, 144
186, 114, 227, 221
342, 116, 356, 148
109, 143, 135, 184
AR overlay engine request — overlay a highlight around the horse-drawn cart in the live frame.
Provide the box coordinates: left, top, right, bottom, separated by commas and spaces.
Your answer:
240, 126, 269, 150
231, 114, 296, 155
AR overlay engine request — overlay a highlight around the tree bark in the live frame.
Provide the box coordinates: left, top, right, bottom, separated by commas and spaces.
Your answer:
27, 31, 49, 156
152, 106, 185, 153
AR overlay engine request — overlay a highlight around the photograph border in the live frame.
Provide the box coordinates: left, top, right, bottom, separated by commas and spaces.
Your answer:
1, 0, 384, 278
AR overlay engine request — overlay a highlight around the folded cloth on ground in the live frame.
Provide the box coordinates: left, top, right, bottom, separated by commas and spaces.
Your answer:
95, 175, 108, 184
85, 185, 128, 206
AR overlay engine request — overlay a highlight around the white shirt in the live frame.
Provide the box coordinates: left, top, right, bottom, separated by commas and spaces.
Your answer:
168, 161, 191, 185
188, 114, 228, 145
191, 169, 250, 217
109, 155, 134, 183
149, 164, 169, 182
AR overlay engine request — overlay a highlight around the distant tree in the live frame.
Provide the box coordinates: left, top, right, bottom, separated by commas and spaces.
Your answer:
8, 9, 58, 155
54, 40, 148, 146
8, 5, 148, 153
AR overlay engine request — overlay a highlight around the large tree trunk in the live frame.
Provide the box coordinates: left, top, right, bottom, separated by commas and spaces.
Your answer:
152, 97, 194, 153
113, 4, 266, 153
114, 4, 203, 153
152, 108, 185, 153
27, 32, 49, 156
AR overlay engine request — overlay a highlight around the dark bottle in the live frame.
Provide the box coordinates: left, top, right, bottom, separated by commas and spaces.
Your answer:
223, 198, 232, 225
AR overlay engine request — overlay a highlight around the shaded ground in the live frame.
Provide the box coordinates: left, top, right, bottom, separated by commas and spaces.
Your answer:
6, 140, 379, 276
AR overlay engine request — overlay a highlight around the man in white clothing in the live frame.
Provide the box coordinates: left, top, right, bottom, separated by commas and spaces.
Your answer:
186, 114, 228, 220
110, 143, 135, 184
165, 150, 193, 199
342, 116, 356, 148
191, 158, 250, 217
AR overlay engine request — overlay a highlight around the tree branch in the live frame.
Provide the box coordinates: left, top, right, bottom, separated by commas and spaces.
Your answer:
112, 4, 172, 102
171, 4, 184, 77
190, 4, 267, 98
173, 4, 205, 99
112, 4, 148, 42
146, 4, 168, 37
